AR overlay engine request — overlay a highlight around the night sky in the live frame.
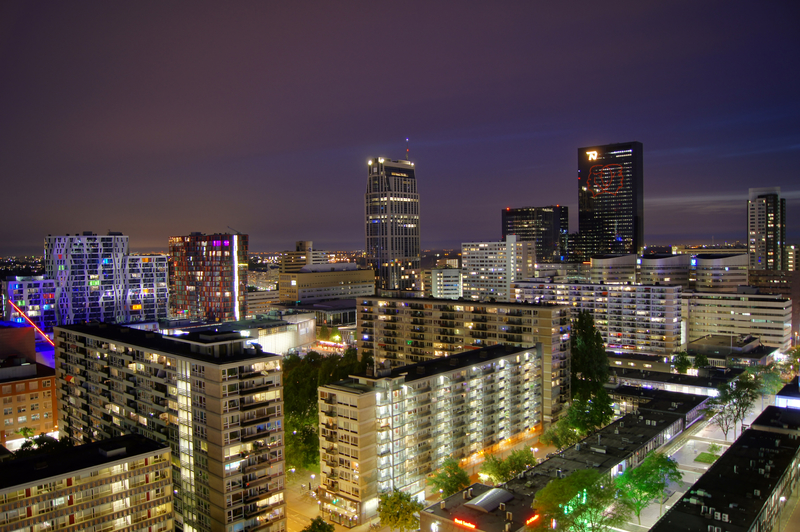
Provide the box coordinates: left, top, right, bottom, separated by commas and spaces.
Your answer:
1, 1, 798, 256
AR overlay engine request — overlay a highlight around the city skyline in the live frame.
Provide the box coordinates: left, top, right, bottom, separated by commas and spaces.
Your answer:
1, 2, 798, 256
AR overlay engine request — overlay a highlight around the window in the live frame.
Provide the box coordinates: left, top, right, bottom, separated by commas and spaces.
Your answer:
32, 414, 40, 421
29, 393, 38, 401
43, 391, 51, 398
17, 407, 25, 413
16, 384, 25, 392
4, 419, 11, 427
3, 408, 11, 416
3, 397, 12, 405
31, 404, 39, 411
29, 382, 38, 390
17, 416, 26, 424
44, 412, 52, 419
1, 386, 10, 394
42, 380, 51, 388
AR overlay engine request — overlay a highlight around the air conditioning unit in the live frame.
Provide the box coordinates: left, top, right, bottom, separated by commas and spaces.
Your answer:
499, 503, 506, 511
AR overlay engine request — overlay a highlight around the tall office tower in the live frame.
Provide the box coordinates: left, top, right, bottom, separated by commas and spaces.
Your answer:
317, 345, 544, 526
578, 142, 644, 256
501, 205, 569, 262
169, 233, 248, 322
54, 323, 286, 532
365, 157, 420, 292
45, 232, 129, 324
748, 187, 786, 270
0, 435, 173, 532
462, 235, 535, 302
280, 241, 328, 274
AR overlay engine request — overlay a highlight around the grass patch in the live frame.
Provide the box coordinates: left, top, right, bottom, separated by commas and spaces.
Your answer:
694, 452, 718, 464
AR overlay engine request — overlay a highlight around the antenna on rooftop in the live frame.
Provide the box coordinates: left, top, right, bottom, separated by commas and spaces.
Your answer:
406, 138, 409, 161
227, 226, 243, 235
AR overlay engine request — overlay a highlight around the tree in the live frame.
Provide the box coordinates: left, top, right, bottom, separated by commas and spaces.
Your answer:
728, 373, 760, 438
673, 351, 691, 374
570, 311, 609, 399
565, 388, 614, 435
505, 449, 536, 479
707, 443, 722, 456
530, 469, 631, 532
427, 457, 470, 497
318, 325, 330, 341
302, 517, 335, 532
330, 327, 342, 343
693, 352, 709, 369
540, 419, 583, 451
703, 396, 736, 441
615, 451, 682, 522
378, 489, 424, 532
748, 363, 785, 395
14, 432, 74, 459
480, 453, 509, 485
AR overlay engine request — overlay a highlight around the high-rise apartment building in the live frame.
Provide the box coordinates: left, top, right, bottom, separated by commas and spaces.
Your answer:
501, 205, 568, 262
36, 233, 168, 329
462, 235, 535, 302
748, 187, 786, 270
169, 233, 248, 322
422, 267, 462, 299
365, 157, 420, 292
578, 142, 644, 256
318, 345, 545, 526
512, 280, 682, 355
54, 323, 286, 532
356, 296, 570, 421
0, 434, 173, 532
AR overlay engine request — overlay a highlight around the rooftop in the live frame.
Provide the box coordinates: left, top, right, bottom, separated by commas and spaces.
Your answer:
610, 386, 709, 417
776, 377, 800, 399
55, 323, 281, 365
611, 366, 744, 389
0, 362, 54, 384
422, 483, 536, 532
651, 428, 800, 532
0, 434, 168, 491
751, 405, 800, 434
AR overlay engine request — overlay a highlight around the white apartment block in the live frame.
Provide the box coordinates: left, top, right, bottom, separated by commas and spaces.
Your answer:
590, 254, 637, 284
317, 345, 543, 527
693, 253, 748, 292
638, 254, 691, 286
422, 267, 462, 299
462, 235, 534, 302
54, 323, 286, 532
356, 297, 570, 422
682, 292, 792, 350
513, 281, 682, 355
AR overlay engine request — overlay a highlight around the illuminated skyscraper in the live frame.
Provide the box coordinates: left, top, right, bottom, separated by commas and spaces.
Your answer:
748, 187, 786, 270
578, 141, 643, 257
169, 232, 248, 321
501, 205, 568, 262
365, 157, 420, 291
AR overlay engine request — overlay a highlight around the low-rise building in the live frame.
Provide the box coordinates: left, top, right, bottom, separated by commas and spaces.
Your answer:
775, 377, 800, 410
279, 264, 374, 304
0, 361, 57, 450
609, 366, 745, 397
651, 423, 800, 532
0, 434, 172, 532
246, 288, 280, 316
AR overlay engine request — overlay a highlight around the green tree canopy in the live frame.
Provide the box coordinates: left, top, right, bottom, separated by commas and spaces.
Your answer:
570, 311, 609, 399
14, 431, 74, 459
479, 449, 537, 485
702, 395, 736, 441
615, 451, 682, 523
318, 325, 330, 341
565, 388, 614, 435
539, 419, 583, 451
302, 517, 335, 532
505, 449, 536, 479
747, 363, 785, 395
378, 489, 424, 532
673, 351, 691, 374
693, 352, 709, 369
530, 469, 631, 532
427, 457, 470, 497
479, 454, 509, 485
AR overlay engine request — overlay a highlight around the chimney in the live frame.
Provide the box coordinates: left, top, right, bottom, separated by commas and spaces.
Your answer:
440, 501, 446, 510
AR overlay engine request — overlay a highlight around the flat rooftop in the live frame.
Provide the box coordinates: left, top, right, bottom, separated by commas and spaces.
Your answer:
775, 376, 800, 399
55, 323, 281, 365
751, 405, 800, 433
423, 483, 535, 531
610, 386, 709, 417
360, 295, 568, 309
0, 362, 54, 384
611, 366, 744, 389
0, 434, 168, 490
651, 428, 800, 532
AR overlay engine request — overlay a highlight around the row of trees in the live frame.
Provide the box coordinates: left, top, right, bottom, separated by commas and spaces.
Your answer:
703, 372, 761, 441
283, 348, 373, 469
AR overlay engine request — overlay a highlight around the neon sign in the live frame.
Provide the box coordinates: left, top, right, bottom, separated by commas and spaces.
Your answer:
525, 515, 540, 525
586, 150, 598, 160
454, 518, 476, 529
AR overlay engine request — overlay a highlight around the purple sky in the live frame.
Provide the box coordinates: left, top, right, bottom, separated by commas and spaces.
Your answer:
1, 1, 798, 255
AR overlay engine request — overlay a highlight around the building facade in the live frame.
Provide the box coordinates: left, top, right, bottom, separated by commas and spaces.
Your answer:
422, 267, 462, 300
682, 291, 792, 350
0, 363, 57, 449
2, 277, 57, 338
279, 241, 328, 274
169, 233, 249, 322
364, 157, 420, 292
578, 141, 644, 256
501, 205, 568, 262
278, 264, 374, 304
694, 253, 749, 292
356, 297, 570, 422
0, 434, 173, 532
54, 323, 286, 532
513, 281, 682, 355
317, 345, 544, 527
462, 236, 535, 302
748, 187, 786, 270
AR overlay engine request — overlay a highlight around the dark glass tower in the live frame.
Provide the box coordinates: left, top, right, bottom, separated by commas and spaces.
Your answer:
578, 141, 643, 256
365, 157, 420, 291
501, 205, 568, 262
748, 187, 786, 270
